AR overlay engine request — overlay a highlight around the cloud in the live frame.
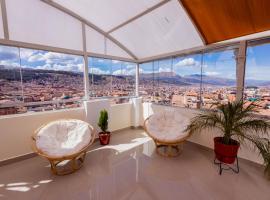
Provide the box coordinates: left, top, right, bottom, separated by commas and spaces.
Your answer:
159, 67, 171, 73
0, 60, 20, 68
0, 46, 19, 61
112, 60, 120, 64
175, 58, 200, 67
112, 68, 136, 76
28, 53, 45, 62
204, 71, 220, 76
90, 67, 110, 75
26, 51, 82, 65
97, 59, 105, 63
20, 48, 36, 59
24, 63, 84, 72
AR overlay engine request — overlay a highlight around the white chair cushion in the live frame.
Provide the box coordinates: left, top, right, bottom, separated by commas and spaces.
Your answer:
145, 110, 189, 143
36, 119, 92, 158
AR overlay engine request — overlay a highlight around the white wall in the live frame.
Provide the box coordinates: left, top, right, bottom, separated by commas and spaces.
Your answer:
142, 103, 264, 165
0, 100, 265, 164
0, 100, 132, 161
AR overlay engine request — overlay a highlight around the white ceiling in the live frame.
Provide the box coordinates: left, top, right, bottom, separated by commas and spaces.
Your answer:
2, 0, 270, 62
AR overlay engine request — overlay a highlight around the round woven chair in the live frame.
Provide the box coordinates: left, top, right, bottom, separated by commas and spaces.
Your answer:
32, 119, 95, 175
144, 110, 190, 157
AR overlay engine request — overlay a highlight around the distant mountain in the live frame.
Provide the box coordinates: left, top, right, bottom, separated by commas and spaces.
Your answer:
245, 79, 270, 86
1, 66, 269, 87
185, 74, 236, 86
140, 72, 236, 86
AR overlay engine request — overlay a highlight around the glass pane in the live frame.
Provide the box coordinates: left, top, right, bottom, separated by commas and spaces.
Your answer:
139, 61, 155, 102
88, 57, 112, 97
202, 48, 237, 109
244, 43, 270, 115
111, 60, 136, 104
172, 54, 202, 108
20, 48, 84, 112
0, 45, 23, 116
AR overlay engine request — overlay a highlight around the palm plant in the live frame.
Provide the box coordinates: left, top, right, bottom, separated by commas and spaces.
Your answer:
185, 100, 270, 178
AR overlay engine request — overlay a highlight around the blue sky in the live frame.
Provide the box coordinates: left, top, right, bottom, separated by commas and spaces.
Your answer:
0, 44, 269, 81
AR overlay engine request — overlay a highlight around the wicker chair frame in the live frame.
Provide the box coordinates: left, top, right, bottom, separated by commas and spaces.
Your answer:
31, 119, 95, 175
144, 115, 191, 157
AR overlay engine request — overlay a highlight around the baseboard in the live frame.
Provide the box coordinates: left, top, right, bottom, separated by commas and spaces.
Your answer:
0, 152, 37, 167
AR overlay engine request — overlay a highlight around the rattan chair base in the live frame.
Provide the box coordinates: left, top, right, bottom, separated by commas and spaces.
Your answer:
49, 151, 86, 176
155, 141, 183, 157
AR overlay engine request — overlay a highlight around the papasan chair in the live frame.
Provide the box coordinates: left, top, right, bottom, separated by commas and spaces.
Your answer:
32, 119, 95, 175
144, 110, 190, 157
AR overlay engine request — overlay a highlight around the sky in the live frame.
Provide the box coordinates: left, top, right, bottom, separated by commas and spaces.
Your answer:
0, 43, 269, 81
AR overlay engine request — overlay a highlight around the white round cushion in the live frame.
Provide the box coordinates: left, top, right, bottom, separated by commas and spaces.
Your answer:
145, 110, 190, 143
36, 119, 92, 158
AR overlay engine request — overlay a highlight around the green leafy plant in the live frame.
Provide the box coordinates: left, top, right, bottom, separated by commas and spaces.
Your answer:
98, 109, 109, 133
185, 100, 270, 178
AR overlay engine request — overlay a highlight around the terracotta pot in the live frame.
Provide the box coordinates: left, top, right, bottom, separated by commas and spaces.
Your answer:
214, 137, 240, 164
99, 132, 110, 145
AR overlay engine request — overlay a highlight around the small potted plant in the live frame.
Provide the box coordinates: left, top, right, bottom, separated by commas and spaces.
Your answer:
185, 100, 270, 177
98, 109, 110, 145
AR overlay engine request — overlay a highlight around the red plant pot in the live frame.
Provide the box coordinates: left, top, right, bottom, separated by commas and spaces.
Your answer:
99, 132, 110, 145
214, 137, 240, 164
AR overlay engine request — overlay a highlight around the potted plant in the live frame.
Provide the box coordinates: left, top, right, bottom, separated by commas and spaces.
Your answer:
185, 100, 270, 177
98, 109, 110, 145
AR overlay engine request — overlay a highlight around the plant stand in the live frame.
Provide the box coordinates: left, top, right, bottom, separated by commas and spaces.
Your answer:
214, 155, 239, 175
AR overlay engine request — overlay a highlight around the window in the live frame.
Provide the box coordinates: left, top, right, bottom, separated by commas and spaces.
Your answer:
0, 45, 84, 116
244, 42, 270, 116
88, 57, 136, 104
139, 61, 154, 102
139, 60, 170, 105
201, 48, 237, 109
139, 55, 202, 108
172, 54, 202, 108
0, 46, 22, 115
139, 47, 237, 109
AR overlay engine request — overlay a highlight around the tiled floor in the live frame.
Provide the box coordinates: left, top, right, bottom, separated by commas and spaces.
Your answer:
0, 128, 269, 200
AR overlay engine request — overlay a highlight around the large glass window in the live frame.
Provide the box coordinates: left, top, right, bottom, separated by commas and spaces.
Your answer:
139, 48, 237, 109
139, 55, 202, 108
244, 42, 270, 116
0, 46, 22, 115
139, 61, 154, 102
201, 48, 237, 109
172, 54, 202, 108
88, 57, 136, 104
0, 45, 84, 116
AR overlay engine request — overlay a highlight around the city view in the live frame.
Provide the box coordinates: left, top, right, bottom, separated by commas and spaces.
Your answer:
0, 44, 270, 116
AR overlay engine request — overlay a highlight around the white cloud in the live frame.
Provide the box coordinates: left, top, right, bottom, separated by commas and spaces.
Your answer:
204, 71, 220, 76
28, 53, 45, 62
0, 60, 20, 68
26, 51, 81, 65
112, 68, 136, 76
20, 49, 36, 59
159, 67, 171, 73
175, 58, 200, 67
25, 63, 83, 72
112, 60, 120, 64
97, 59, 105, 63
90, 67, 110, 75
